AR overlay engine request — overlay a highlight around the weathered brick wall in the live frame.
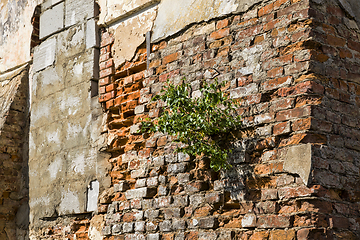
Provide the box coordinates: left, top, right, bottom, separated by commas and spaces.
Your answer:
0, 66, 30, 240
28, 0, 360, 239
95, 0, 360, 239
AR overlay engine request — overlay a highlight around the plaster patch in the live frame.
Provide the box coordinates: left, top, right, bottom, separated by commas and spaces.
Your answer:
111, 7, 157, 69
99, 0, 159, 25
48, 155, 63, 180
46, 129, 61, 144
152, 0, 238, 41
238, 45, 263, 76
29, 196, 50, 208
58, 190, 81, 215
30, 103, 51, 127
66, 122, 84, 140
73, 62, 84, 76
59, 94, 81, 115
86, 180, 100, 212
71, 152, 86, 174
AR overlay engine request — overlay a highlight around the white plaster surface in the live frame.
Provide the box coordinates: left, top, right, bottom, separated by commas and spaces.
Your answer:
152, 0, 238, 41
87, 180, 100, 212
58, 190, 81, 215
0, 0, 43, 73
33, 37, 57, 72
111, 7, 157, 69
40, 2, 64, 39
98, 0, 159, 25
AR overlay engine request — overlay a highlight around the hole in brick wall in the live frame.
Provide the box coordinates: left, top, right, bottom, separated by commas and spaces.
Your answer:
30, 5, 41, 55
95, 2, 100, 17
91, 80, 99, 97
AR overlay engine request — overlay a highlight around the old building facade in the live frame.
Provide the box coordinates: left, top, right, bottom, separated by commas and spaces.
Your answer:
1, 0, 360, 239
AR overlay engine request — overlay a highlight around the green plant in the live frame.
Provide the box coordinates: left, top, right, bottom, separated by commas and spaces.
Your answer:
141, 79, 242, 171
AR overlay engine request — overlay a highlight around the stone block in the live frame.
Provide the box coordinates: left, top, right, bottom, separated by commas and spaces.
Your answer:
123, 222, 134, 233
32, 67, 64, 99
147, 233, 160, 240
125, 187, 156, 199
57, 24, 85, 59
86, 18, 100, 49
86, 180, 99, 212
42, 0, 64, 11
159, 220, 172, 232
283, 143, 312, 186
33, 37, 56, 72
40, 2, 64, 39
65, 0, 96, 27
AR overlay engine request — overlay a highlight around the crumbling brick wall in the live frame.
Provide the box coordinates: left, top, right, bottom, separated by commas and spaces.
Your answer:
0, 66, 30, 240
32, 0, 360, 239
95, 0, 360, 239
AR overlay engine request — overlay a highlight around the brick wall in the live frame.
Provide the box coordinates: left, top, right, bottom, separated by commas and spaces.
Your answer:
0, 66, 29, 240
32, 0, 360, 239
95, 0, 360, 239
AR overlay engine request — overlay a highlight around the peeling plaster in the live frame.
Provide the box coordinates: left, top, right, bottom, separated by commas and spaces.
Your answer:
48, 155, 63, 180
58, 190, 81, 215
111, 7, 157, 69
98, 0, 159, 25
152, 0, 238, 42
0, 0, 43, 72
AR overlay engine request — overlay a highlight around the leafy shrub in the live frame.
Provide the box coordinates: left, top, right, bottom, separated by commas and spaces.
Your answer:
142, 79, 242, 171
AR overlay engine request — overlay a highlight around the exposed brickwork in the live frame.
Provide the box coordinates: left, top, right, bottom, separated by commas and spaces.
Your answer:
0, 68, 29, 240
34, 0, 360, 239
93, 0, 360, 239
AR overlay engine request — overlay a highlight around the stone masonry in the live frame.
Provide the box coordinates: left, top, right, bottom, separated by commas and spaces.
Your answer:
1, 0, 360, 239
0, 65, 30, 239
91, 0, 360, 239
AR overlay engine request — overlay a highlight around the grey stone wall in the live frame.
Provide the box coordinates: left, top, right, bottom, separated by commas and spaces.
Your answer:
29, 0, 110, 236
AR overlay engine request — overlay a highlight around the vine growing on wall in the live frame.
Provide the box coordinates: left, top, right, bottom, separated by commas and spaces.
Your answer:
141, 79, 242, 171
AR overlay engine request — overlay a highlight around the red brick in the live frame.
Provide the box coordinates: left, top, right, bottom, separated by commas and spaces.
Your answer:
254, 162, 283, 175
99, 77, 111, 86
216, 19, 229, 29
262, 76, 292, 90
278, 186, 315, 199
99, 68, 114, 78
163, 52, 180, 65
326, 35, 346, 47
279, 133, 327, 147
276, 106, 312, 121
257, 215, 290, 228
105, 99, 114, 109
250, 231, 270, 240
270, 98, 294, 112
99, 52, 110, 62
105, 83, 116, 92
263, 19, 280, 32
99, 86, 106, 94
277, 81, 324, 97
99, 91, 115, 103
273, 121, 290, 135
348, 40, 360, 53
259, 2, 274, 17
101, 32, 114, 47
270, 229, 295, 240
274, 0, 289, 9
209, 28, 230, 40
267, 67, 284, 78
292, 117, 311, 131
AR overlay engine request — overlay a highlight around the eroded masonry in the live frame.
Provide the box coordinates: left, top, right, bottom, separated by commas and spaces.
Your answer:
1, 0, 360, 239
